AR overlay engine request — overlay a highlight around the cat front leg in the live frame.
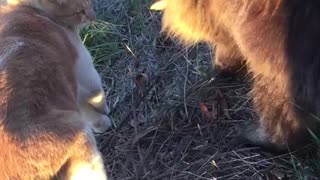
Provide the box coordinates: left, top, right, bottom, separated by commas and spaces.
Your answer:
54, 126, 108, 180
211, 28, 246, 76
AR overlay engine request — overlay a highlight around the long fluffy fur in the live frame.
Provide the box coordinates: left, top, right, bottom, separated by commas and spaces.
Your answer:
156, 0, 320, 152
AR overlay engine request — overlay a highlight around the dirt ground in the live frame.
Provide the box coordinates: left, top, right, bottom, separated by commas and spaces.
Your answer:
88, 0, 320, 179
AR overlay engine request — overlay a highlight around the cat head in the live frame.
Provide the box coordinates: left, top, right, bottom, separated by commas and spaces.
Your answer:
7, 0, 96, 29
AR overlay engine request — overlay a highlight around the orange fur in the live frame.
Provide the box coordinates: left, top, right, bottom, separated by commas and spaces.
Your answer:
157, 0, 246, 74
0, 1, 108, 179
153, 0, 320, 152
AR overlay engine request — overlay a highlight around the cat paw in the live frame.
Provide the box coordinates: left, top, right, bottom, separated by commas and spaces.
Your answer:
92, 114, 112, 134
232, 122, 289, 153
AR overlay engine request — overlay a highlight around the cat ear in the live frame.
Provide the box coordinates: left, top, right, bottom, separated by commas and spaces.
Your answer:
150, 0, 167, 11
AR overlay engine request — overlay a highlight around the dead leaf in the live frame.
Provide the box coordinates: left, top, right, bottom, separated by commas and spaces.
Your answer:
214, 89, 231, 119
200, 103, 213, 122
135, 73, 149, 97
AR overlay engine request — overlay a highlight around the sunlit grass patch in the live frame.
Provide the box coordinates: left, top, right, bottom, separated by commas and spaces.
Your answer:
80, 20, 124, 67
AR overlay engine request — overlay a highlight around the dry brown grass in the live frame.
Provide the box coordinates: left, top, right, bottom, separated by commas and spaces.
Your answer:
81, 0, 320, 179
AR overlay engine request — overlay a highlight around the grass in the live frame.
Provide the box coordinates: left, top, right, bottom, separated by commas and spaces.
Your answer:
129, 0, 144, 33
80, 21, 124, 67
80, 0, 320, 179
309, 132, 320, 179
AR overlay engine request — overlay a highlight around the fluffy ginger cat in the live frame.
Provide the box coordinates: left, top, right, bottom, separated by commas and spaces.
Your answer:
151, 0, 320, 152
0, 0, 109, 179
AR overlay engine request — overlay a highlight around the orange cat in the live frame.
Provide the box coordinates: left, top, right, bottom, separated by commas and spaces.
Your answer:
0, 0, 108, 179
152, 0, 320, 152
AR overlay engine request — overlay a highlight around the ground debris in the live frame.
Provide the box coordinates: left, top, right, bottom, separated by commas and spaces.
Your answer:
92, 0, 319, 179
